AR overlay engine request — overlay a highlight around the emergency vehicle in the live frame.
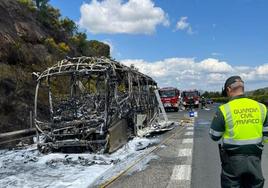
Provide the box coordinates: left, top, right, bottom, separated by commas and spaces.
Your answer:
159, 87, 180, 112
181, 90, 200, 109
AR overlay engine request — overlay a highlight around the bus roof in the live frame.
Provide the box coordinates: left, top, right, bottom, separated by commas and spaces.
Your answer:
159, 87, 178, 91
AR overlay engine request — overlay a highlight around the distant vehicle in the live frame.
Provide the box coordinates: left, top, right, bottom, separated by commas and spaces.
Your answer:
181, 90, 200, 109
206, 98, 214, 104
159, 87, 180, 112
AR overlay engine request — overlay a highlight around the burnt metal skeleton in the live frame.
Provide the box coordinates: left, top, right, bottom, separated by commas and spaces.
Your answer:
33, 57, 160, 153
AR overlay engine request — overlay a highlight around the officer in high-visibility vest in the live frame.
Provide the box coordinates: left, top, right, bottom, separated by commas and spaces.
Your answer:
209, 75, 268, 188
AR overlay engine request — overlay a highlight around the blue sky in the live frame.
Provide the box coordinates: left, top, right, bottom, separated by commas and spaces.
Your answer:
50, 0, 268, 91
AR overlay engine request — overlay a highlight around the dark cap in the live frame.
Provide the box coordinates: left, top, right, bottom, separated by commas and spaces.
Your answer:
222, 76, 244, 97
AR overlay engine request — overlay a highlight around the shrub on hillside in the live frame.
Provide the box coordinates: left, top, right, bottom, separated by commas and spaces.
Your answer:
7, 42, 34, 66
44, 37, 71, 59
87, 40, 110, 57
0, 64, 31, 92
58, 42, 70, 53
60, 18, 77, 37
18, 0, 36, 11
0, 64, 15, 80
37, 5, 61, 32
44, 37, 57, 52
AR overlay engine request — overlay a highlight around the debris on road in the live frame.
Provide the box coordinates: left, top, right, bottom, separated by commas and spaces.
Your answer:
179, 117, 195, 126
0, 137, 160, 188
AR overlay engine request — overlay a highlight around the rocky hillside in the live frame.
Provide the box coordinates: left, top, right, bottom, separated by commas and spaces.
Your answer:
0, 0, 110, 133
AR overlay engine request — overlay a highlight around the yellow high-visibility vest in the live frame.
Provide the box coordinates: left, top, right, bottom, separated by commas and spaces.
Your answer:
219, 98, 267, 145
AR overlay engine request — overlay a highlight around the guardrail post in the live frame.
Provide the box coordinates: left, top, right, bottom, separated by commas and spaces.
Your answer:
30, 111, 33, 128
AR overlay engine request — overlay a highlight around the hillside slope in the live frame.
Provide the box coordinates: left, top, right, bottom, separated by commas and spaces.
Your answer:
0, 0, 110, 133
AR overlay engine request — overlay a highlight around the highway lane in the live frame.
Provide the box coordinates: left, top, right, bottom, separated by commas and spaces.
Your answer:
105, 109, 197, 188
105, 104, 268, 188
1, 105, 267, 188
191, 105, 221, 188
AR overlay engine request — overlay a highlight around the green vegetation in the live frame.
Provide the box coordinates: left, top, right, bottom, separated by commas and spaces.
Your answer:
44, 37, 70, 55
60, 18, 77, 37
247, 89, 268, 105
0, 64, 31, 91
251, 88, 268, 96
0, 64, 16, 80
18, 0, 36, 11
202, 89, 268, 105
58, 42, 70, 53
7, 42, 30, 66
37, 4, 61, 32
35, 0, 49, 9
202, 91, 221, 98
18, 0, 110, 58
0, 0, 111, 133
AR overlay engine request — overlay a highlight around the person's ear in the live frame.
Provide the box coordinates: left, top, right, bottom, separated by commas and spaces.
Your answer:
226, 87, 231, 94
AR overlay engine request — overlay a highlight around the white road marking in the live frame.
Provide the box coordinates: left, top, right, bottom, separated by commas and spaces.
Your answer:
185, 132, 194, 136
178, 148, 192, 157
186, 127, 194, 130
182, 138, 193, 144
168, 122, 195, 188
170, 165, 192, 180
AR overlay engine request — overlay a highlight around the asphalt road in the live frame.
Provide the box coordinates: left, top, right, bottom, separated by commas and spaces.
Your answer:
105, 109, 193, 188
106, 104, 268, 188
191, 105, 221, 188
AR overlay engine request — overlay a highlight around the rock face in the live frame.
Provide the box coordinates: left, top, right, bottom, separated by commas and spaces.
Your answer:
0, 0, 48, 64
0, 78, 34, 132
0, 0, 110, 133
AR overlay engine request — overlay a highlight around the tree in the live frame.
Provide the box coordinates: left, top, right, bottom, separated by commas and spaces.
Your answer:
201, 91, 221, 98
37, 4, 61, 35
253, 89, 265, 96
202, 91, 209, 97
35, 0, 49, 9
60, 18, 77, 37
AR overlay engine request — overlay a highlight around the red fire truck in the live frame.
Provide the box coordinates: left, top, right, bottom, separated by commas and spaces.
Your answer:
159, 87, 180, 112
181, 90, 200, 109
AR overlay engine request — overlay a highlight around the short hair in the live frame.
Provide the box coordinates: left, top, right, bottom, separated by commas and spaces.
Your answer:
229, 81, 244, 92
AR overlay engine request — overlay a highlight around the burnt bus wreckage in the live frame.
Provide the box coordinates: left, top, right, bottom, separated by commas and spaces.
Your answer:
34, 57, 170, 153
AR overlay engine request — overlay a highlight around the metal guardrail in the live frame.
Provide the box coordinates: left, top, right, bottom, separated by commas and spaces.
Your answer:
0, 128, 36, 146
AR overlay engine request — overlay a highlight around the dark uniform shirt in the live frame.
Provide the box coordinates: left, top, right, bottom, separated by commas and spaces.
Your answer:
210, 95, 268, 155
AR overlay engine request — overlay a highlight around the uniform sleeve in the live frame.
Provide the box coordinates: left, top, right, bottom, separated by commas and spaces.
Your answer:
262, 105, 268, 143
209, 107, 225, 141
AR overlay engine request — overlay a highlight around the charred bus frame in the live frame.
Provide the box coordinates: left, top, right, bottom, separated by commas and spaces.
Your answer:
34, 57, 158, 153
